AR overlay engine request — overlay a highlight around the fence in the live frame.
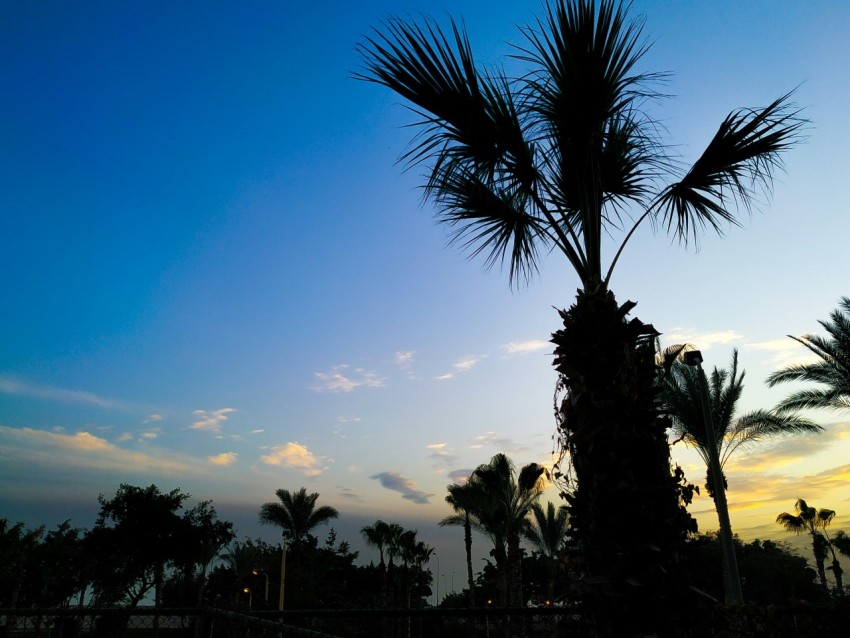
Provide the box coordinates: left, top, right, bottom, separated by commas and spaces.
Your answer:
4, 604, 849, 637
0, 607, 585, 638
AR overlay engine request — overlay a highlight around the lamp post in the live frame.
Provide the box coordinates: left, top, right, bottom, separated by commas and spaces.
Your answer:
683, 350, 744, 606
432, 553, 439, 606
243, 587, 252, 611
278, 530, 290, 611
252, 569, 269, 605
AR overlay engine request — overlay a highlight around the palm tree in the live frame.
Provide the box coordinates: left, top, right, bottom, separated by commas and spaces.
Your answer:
768, 297, 850, 413
470, 453, 547, 607
259, 488, 338, 609
661, 349, 821, 498
440, 478, 481, 606
524, 502, 569, 603
258, 488, 339, 548
356, 1, 802, 629
777, 499, 843, 593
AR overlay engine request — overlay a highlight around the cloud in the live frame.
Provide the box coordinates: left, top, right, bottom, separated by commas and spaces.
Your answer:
470, 431, 517, 450
261, 442, 324, 476
250, 429, 265, 434
313, 365, 385, 393
662, 330, 743, 350
209, 452, 238, 466
144, 414, 163, 423
502, 340, 549, 355
0, 376, 119, 409
0, 425, 201, 477
435, 355, 485, 380
191, 408, 236, 432
370, 471, 433, 504
747, 338, 820, 368
395, 351, 415, 368
337, 485, 362, 501
141, 431, 159, 440
335, 416, 362, 424
447, 468, 474, 483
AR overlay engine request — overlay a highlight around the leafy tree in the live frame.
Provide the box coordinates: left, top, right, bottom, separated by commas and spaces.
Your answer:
524, 501, 569, 602
776, 499, 843, 593
768, 296, 850, 413
0, 518, 44, 608
682, 534, 826, 605
87, 484, 233, 610
356, 1, 801, 632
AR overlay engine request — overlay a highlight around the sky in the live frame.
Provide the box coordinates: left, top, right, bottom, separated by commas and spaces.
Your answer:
2, 0, 850, 594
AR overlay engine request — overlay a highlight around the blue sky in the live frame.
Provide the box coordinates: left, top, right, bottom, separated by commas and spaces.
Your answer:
3, 0, 850, 589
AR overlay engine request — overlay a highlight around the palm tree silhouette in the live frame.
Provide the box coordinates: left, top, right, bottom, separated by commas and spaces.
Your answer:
471, 453, 546, 607
768, 297, 850, 413
777, 499, 843, 593
524, 502, 569, 603
259, 488, 339, 548
259, 488, 338, 608
440, 479, 480, 607
356, 1, 803, 627
660, 348, 820, 501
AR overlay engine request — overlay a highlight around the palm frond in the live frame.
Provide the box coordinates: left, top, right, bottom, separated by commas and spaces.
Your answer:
722, 409, 822, 462
654, 92, 805, 246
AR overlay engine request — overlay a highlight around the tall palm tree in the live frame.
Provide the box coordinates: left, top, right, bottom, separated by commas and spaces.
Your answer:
661, 349, 821, 498
440, 478, 481, 606
357, 1, 802, 630
776, 499, 842, 593
258, 488, 339, 548
524, 502, 569, 603
768, 297, 850, 413
361, 520, 392, 570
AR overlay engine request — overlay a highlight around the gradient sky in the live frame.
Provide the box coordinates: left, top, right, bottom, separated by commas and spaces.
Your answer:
3, 0, 850, 591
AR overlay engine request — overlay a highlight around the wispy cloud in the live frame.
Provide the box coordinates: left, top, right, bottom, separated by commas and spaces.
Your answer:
191, 408, 236, 432
447, 468, 474, 483
371, 471, 433, 504
337, 485, 362, 501
261, 441, 324, 476
395, 351, 415, 368
470, 431, 519, 450
0, 376, 120, 409
209, 452, 238, 466
0, 425, 201, 477
747, 338, 820, 368
662, 330, 743, 351
313, 365, 385, 393
144, 414, 163, 423
502, 340, 549, 355
435, 355, 485, 381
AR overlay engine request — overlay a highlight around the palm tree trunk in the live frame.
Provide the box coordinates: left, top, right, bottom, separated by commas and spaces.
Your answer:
553, 286, 695, 636
463, 517, 475, 607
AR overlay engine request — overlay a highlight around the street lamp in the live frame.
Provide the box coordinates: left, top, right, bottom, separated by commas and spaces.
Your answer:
278, 529, 291, 611
683, 349, 744, 606
243, 587, 252, 611
252, 569, 269, 605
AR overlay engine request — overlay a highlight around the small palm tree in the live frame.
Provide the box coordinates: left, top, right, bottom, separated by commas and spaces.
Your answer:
776, 499, 842, 593
258, 488, 339, 548
768, 297, 850, 413
524, 502, 569, 602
